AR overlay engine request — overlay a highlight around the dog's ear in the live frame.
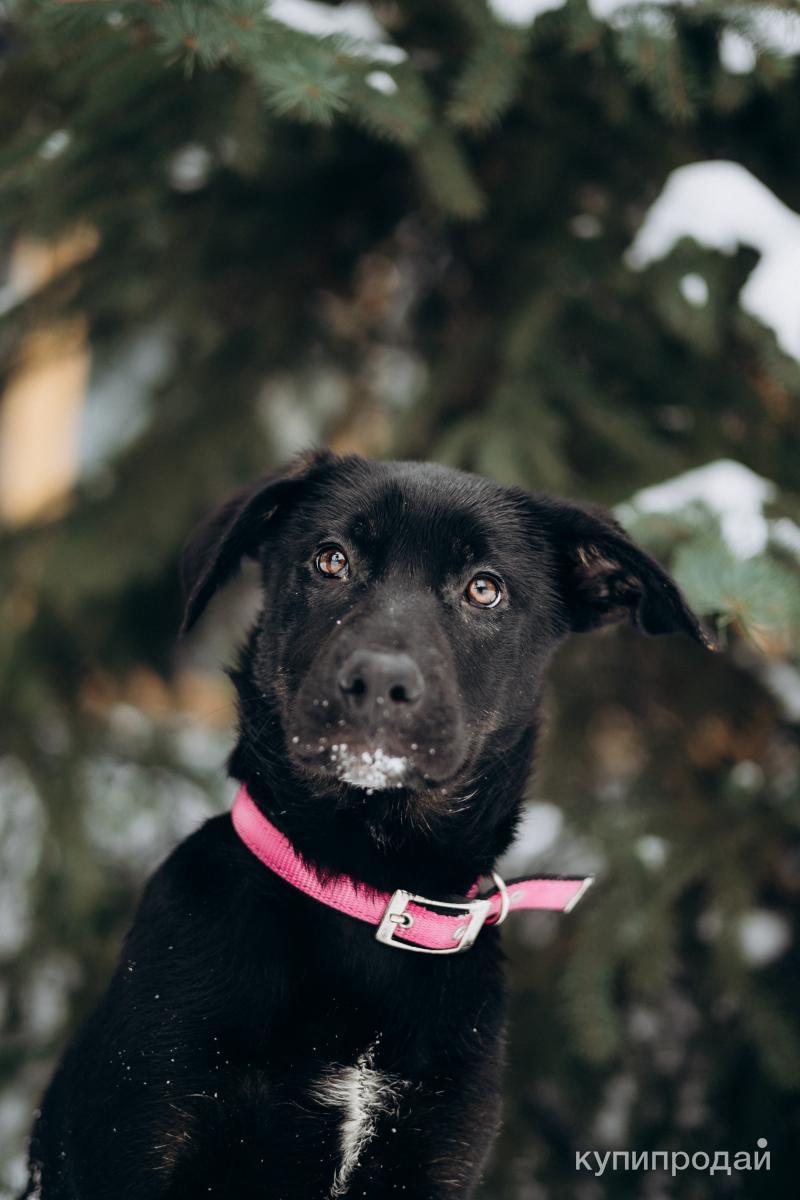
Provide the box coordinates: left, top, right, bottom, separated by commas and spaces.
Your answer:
180, 449, 336, 634
535, 496, 715, 648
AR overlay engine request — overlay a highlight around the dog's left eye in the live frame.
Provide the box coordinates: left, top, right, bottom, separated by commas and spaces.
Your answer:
316, 546, 350, 579
465, 574, 503, 608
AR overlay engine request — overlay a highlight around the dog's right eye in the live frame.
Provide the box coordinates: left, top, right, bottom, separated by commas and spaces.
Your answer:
315, 546, 350, 579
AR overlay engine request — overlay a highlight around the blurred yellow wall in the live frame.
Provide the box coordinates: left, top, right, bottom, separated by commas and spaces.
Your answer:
0, 231, 95, 525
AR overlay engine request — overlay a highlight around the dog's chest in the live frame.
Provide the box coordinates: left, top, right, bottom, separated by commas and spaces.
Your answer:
166, 1031, 414, 1197
306, 1035, 410, 1196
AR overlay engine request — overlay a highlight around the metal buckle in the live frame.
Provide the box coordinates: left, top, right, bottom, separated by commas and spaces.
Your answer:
375, 889, 492, 954
491, 870, 511, 925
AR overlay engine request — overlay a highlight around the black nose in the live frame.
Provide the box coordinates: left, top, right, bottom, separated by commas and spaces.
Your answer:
337, 650, 424, 719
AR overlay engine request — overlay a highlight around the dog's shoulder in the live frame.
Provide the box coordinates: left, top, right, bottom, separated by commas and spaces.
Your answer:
126, 812, 283, 952
107, 814, 293, 1029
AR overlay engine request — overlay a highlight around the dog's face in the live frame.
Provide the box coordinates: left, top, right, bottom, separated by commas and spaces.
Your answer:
182, 451, 710, 804
252, 459, 564, 794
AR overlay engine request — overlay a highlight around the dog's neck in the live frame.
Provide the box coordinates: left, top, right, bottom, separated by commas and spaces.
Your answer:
227, 669, 540, 898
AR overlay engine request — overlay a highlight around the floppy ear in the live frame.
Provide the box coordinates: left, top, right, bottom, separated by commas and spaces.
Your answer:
537, 496, 716, 648
180, 448, 336, 634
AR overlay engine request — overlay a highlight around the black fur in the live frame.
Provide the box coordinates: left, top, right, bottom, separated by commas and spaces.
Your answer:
24, 452, 710, 1199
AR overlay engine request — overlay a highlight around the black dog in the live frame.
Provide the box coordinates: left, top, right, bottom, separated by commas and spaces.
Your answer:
24, 451, 709, 1199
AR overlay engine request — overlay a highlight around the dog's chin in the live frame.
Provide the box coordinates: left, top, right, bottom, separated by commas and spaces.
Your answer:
330, 745, 410, 791
287, 733, 468, 795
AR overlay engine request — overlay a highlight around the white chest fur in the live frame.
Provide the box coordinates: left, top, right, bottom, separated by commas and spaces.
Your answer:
311, 1038, 408, 1196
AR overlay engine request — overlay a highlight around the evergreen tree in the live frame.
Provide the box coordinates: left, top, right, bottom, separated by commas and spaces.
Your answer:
1, 1, 799, 1196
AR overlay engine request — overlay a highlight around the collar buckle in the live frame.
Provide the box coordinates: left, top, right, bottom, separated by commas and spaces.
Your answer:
375, 889, 492, 954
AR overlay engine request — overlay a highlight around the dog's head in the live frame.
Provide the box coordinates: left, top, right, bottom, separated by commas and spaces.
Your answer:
181, 451, 711, 811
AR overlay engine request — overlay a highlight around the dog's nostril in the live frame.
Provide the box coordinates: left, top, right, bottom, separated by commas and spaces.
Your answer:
338, 672, 368, 702
389, 684, 410, 704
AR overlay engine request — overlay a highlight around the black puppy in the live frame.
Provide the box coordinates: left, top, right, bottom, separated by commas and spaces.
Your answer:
24, 451, 709, 1199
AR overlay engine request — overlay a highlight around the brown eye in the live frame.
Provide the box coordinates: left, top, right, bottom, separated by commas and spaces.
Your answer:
316, 546, 349, 579
466, 574, 503, 609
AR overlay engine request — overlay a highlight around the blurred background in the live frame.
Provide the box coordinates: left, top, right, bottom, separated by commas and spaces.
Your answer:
1, 1, 800, 1196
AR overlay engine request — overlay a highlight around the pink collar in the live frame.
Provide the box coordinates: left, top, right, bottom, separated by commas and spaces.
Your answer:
232, 786, 593, 955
